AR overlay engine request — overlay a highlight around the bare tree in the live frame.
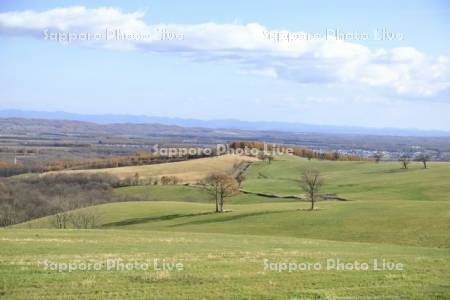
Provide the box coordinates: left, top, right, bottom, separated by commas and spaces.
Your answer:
0, 202, 17, 227
236, 174, 246, 188
134, 172, 140, 185
51, 195, 76, 229
332, 151, 340, 161
160, 176, 180, 185
170, 176, 180, 184
373, 151, 384, 163
52, 211, 69, 229
160, 176, 171, 185
399, 155, 411, 169
300, 168, 323, 210
305, 152, 314, 161
69, 207, 101, 229
258, 151, 274, 164
0, 181, 16, 226
415, 153, 430, 169
204, 173, 239, 213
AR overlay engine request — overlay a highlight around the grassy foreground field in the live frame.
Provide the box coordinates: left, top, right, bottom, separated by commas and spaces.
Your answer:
1, 229, 449, 299
2, 155, 450, 299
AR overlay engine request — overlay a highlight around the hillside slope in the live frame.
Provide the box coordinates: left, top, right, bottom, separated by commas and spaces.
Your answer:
22, 155, 450, 247
45, 154, 257, 183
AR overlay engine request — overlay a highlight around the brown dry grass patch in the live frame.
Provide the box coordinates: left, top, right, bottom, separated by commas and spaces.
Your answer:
45, 154, 258, 183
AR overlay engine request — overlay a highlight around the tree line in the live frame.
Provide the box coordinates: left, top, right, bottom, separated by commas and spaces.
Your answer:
229, 141, 367, 161
1, 141, 369, 178
0, 151, 208, 177
46, 151, 205, 171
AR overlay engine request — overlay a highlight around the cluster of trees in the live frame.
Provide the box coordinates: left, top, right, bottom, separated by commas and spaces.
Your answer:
399, 153, 430, 169
4, 146, 225, 178
120, 174, 181, 186
160, 176, 181, 185
258, 152, 274, 164
229, 141, 366, 161
46, 152, 177, 172
0, 148, 41, 154
0, 150, 208, 177
372, 151, 384, 163
45, 148, 221, 172
0, 160, 46, 177
372, 151, 430, 169
52, 207, 101, 229
0, 173, 119, 227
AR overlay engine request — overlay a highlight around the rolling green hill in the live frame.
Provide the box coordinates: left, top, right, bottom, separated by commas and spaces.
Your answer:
243, 155, 450, 202
3, 155, 450, 299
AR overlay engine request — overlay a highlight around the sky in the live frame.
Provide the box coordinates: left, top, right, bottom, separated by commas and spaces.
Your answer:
0, 0, 450, 130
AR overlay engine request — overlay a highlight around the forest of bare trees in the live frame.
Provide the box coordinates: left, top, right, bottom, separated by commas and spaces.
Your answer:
0, 173, 120, 227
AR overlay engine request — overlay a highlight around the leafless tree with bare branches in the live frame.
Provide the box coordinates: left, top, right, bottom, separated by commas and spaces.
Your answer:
204, 173, 239, 213
236, 174, 246, 188
399, 155, 411, 169
373, 151, 383, 163
415, 153, 430, 169
300, 168, 323, 210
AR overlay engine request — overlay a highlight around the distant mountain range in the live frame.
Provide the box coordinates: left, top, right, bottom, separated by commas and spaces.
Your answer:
0, 109, 449, 137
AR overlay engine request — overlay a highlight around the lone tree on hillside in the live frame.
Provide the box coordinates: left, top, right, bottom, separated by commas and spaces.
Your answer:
259, 152, 274, 164
332, 151, 340, 161
300, 168, 323, 210
236, 174, 246, 188
399, 155, 411, 169
305, 152, 314, 160
204, 173, 239, 213
414, 153, 430, 169
373, 151, 384, 163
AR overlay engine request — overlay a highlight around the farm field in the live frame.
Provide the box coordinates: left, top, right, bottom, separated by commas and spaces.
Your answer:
45, 154, 256, 183
2, 155, 450, 299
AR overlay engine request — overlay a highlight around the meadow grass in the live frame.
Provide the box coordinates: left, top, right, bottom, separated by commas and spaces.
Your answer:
4, 155, 450, 298
1, 229, 449, 299
243, 155, 450, 202
18, 198, 450, 248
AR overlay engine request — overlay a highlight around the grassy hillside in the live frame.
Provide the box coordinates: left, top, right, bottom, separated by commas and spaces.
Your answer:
45, 154, 257, 183
4, 154, 450, 298
114, 184, 288, 204
103, 155, 450, 247
1, 229, 449, 299
243, 155, 450, 201
21, 155, 450, 247
19, 199, 450, 248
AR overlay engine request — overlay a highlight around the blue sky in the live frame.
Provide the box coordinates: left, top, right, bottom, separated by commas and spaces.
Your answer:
0, 0, 449, 130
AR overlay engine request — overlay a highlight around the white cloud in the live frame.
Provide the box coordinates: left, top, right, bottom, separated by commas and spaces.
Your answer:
0, 6, 449, 97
